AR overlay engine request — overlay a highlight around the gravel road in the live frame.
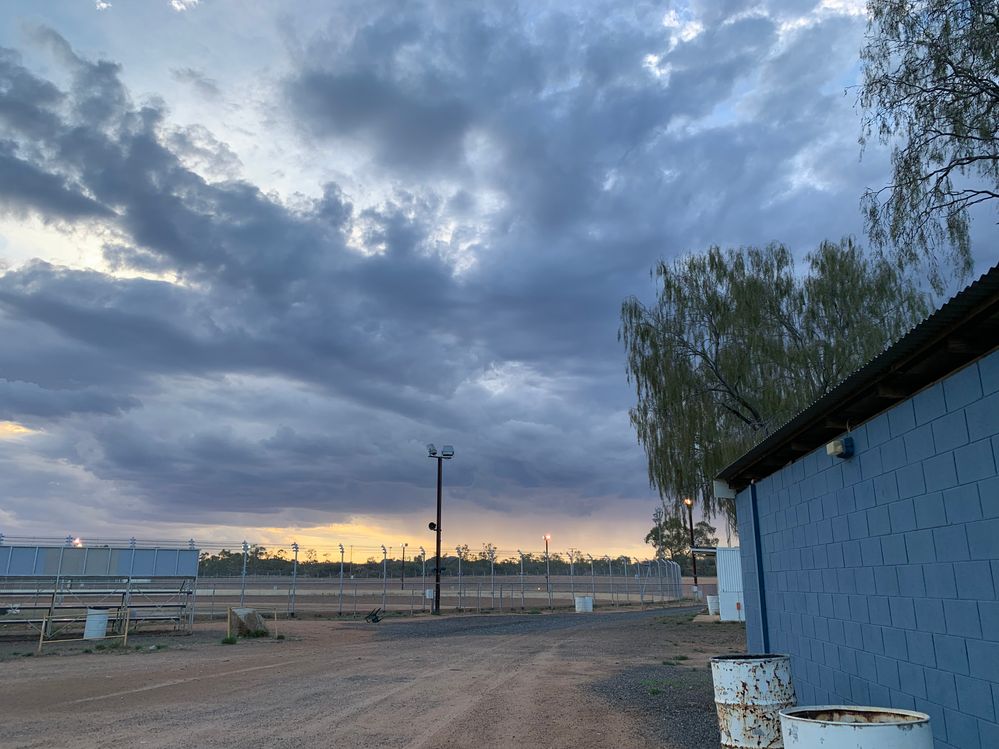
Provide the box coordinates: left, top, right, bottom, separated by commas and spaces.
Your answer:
0, 605, 743, 748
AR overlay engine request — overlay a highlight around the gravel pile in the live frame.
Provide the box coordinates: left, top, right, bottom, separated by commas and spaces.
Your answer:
592, 661, 722, 749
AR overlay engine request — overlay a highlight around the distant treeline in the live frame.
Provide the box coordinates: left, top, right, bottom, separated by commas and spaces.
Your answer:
198, 546, 715, 578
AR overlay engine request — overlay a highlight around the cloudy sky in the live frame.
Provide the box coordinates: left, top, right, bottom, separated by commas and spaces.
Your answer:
0, 0, 992, 559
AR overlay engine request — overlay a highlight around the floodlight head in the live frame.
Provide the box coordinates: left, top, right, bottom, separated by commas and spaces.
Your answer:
381, 545, 386, 554
683, 497, 693, 507
543, 533, 552, 541
427, 443, 437, 457
338, 544, 344, 553
419, 546, 425, 554
441, 444, 454, 458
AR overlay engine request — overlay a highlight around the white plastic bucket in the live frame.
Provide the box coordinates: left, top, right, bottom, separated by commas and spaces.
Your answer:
711, 654, 796, 748
574, 595, 593, 612
707, 594, 719, 615
780, 706, 932, 748
83, 608, 109, 640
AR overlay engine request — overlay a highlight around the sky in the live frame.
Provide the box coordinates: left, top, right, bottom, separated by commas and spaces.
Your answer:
0, 0, 993, 561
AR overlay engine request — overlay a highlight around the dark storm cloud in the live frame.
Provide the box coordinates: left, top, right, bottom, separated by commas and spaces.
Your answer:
0, 3, 893, 526
0, 379, 138, 420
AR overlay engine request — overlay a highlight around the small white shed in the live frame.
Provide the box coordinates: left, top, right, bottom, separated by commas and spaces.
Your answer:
716, 547, 744, 622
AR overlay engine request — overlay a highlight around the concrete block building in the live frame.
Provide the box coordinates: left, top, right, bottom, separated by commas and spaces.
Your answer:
718, 266, 999, 748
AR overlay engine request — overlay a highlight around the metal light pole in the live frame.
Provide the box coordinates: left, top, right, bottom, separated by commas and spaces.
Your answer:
457, 546, 464, 610
543, 534, 552, 609
380, 545, 388, 610
568, 548, 575, 599
427, 444, 454, 615
588, 554, 595, 598
240, 540, 249, 608
605, 555, 613, 604
289, 542, 299, 617
338, 544, 345, 616
401, 543, 408, 590
419, 546, 426, 608
684, 497, 699, 587
517, 549, 526, 609
489, 546, 496, 595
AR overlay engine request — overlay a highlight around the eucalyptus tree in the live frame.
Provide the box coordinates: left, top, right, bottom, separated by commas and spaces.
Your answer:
620, 239, 928, 520
860, 0, 998, 289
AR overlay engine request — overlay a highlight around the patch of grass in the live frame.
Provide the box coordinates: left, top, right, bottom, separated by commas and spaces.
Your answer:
82, 648, 92, 654
22, 651, 33, 657
673, 654, 689, 661
221, 635, 237, 645
245, 628, 270, 638
95, 644, 106, 651
640, 677, 675, 695
275, 634, 285, 640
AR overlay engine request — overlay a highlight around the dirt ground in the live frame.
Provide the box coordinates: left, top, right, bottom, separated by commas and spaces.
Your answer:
0, 605, 745, 749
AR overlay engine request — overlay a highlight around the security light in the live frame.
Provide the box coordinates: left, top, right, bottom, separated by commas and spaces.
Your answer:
441, 445, 454, 458
427, 443, 437, 457
826, 437, 854, 459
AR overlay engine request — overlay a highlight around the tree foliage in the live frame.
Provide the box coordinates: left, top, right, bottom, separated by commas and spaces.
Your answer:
860, 0, 998, 287
620, 240, 928, 519
645, 507, 717, 559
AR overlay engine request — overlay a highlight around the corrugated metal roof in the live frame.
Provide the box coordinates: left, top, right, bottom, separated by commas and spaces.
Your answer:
717, 262, 999, 490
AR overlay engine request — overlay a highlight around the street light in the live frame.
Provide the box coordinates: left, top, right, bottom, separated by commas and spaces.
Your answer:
683, 497, 699, 588
381, 544, 388, 610
419, 545, 426, 607
338, 544, 345, 616
400, 542, 408, 590
427, 443, 454, 614
289, 542, 299, 617
517, 549, 526, 610
587, 553, 595, 598
543, 534, 552, 609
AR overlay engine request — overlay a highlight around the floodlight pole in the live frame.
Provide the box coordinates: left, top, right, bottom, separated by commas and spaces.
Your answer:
434, 456, 443, 613
605, 555, 613, 604
381, 545, 388, 610
401, 543, 408, 590
684, 497, 699, 586
543, 534, 552, 610
338, 544, 345, 616
427, 445, 453, 615
419, 546, 426, 610
568, 548, 575, 599
518, 550, 526, 610
240, 541, 249, 608
289, 542, 299, 617
588, 554, 595, 598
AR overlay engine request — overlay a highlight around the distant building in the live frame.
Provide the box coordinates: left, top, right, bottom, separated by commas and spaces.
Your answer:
718, 265, 999, 749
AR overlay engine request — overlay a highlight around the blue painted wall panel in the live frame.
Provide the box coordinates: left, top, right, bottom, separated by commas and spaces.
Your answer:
736, 357, 999, 747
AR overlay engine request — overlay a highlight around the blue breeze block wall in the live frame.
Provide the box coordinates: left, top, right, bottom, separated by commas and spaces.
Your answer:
737, 350, 999, 749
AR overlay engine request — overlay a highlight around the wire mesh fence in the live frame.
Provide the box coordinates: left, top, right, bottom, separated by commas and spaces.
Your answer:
0, 536, 717, 627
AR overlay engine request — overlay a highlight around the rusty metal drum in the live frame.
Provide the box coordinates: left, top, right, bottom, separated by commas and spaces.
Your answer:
711, 654, 796, 748
780, 706, 933, 748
